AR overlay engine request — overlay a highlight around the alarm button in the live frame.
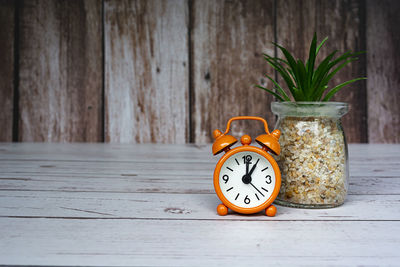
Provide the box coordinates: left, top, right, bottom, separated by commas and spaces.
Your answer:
240, 135, 252, 145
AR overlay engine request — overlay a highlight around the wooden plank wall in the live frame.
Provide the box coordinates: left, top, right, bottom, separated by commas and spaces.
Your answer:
366, 0, 400, 143
191, 0, 276, 143
0, 0, 398, 144
0, 0, 15, 141
18, 0, 103, 142
104, 0, 189, 143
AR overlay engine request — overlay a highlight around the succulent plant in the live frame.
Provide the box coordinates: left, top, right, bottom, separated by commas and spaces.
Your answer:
256, 33, 366, 102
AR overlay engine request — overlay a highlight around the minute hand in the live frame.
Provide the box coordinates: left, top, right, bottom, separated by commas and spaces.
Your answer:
248, 159, 259, 176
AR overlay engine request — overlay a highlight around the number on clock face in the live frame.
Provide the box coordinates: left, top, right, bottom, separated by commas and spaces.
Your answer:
219, 151, 276, 208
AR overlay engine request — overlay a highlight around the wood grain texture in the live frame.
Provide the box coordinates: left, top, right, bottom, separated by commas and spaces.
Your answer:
1, 219, 399, 266
1, 191, 399, 221
1, 0, 398, 144
191, 0, 276, 144
104, 0, 189, 143
276, 0, 367, 143
367, 0, 400, 143
18, 0, 102, 142
0, 143, 399, 195
0, 143, 399, 265
0, 0, 14, 141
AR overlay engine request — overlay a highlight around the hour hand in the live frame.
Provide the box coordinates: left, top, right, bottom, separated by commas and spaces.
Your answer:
248, 159, 259, 176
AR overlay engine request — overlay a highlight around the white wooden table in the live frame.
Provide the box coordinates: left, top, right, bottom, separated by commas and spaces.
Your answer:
0, 143, 399, 266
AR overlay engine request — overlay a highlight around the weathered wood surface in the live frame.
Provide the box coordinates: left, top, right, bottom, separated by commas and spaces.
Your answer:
367, 0, 400, 143
0, 0, 15, 142
1, 144, 398, 194
0, 143, 399, 266
191, 0, 276, 143
1, 0, 399, 144
104, 0, 189, 143
1, 191, 400, 221
276, 0, 367, 143
18, 0, 102, 142
1, 219, 399, 266
0, 159, 399, 194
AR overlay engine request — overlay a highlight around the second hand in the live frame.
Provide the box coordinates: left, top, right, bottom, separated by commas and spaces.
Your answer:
249, 182, 264, 197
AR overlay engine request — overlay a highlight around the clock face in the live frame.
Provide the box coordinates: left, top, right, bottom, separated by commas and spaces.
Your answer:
218, 150, 276, 209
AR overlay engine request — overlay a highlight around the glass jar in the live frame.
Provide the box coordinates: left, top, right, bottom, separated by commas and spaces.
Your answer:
271, 102, 349, 208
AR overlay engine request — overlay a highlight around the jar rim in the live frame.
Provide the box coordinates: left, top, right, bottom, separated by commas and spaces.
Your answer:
271, 101, 349, 117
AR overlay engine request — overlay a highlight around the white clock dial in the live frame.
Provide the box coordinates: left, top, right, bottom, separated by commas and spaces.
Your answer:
219, 151, 276, 208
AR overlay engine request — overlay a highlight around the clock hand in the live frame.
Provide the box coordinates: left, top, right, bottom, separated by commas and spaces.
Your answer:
246, 160, 249, 175
248, 159, 259, 177
249, 182, 265, 197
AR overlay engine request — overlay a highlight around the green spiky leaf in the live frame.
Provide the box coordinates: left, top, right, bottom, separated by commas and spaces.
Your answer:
256, 33, 365, 102
254, 85, 285, 102
322, 77, 366, 101
263, 74, 291, 101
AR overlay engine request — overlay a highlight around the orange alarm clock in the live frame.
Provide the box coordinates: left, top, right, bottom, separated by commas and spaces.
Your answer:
212, 116, 281, 216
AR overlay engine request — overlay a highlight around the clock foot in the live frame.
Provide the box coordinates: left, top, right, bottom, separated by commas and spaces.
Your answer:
265, 205, 277, 217
217, 204, 228, 216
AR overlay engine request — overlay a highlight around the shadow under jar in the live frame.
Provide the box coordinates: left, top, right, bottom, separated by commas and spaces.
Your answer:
271, 102, 349, 208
